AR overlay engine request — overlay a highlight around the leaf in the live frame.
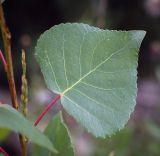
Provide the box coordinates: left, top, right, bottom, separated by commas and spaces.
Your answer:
32, 112, 74, 156
0, 104, 57, 153
35, 23, 146, 137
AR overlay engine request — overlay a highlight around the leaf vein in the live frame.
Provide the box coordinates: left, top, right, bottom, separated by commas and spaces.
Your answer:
96, 69, 130, 74
79, 32, 87, 78
45, 50, 61, 91
62, 38, 133, 94
89, 31, 101, 70
81, 81, 125, 91
64, 95, 101, 121
62, 27, 69, 87
73, 88, 119, 113
64, 95, 114, 127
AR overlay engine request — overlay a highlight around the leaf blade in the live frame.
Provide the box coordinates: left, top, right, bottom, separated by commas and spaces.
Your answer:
0, 104, 56, 153
32, 112, 74, 156
35, 23, 145, 137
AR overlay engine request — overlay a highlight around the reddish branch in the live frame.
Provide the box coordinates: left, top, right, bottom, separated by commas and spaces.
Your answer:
0, 50, 7, 71
34, 94, 62, 126
0, 147, 9, 156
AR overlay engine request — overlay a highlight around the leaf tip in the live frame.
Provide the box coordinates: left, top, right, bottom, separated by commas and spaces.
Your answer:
131, 30, 146, 43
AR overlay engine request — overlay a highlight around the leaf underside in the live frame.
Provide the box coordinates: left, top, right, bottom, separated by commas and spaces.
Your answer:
35, 23, 145, 137
0, 104, 56, 153
32, 112, 74, 156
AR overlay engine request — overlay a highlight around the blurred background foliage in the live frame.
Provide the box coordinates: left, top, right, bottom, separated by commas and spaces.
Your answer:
0, 0, 160, 155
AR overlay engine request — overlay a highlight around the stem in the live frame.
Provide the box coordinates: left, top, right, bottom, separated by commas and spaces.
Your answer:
19, 135, 27, 156
34, 94, 62, 126
0, 49, 7, 71
0, 2, 24, 156
0, 3, 18, 109
0, 147, 9, 156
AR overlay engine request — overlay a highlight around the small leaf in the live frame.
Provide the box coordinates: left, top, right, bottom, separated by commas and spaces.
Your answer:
0, 104, 57, 153
35, 23, 146, 137
32, 112, 74, 156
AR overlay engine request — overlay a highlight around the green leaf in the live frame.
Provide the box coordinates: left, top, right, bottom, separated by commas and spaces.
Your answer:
0, 104, 57, 153
32, 112, 74, 156
35, 23, 145, 137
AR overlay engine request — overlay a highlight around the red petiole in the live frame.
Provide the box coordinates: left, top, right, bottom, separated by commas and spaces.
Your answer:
0, 50, 7, 72
34, 94, 62, 126
0, 147, 9, 156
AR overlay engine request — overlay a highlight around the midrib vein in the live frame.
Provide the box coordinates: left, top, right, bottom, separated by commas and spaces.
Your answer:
62, 69, 92, 94
62, 40, 131, 95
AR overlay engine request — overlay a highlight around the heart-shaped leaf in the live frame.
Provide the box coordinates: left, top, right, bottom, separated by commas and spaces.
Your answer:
0, 104, 57, 153
33, 112, 74, 156
35, 23, 145, 137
